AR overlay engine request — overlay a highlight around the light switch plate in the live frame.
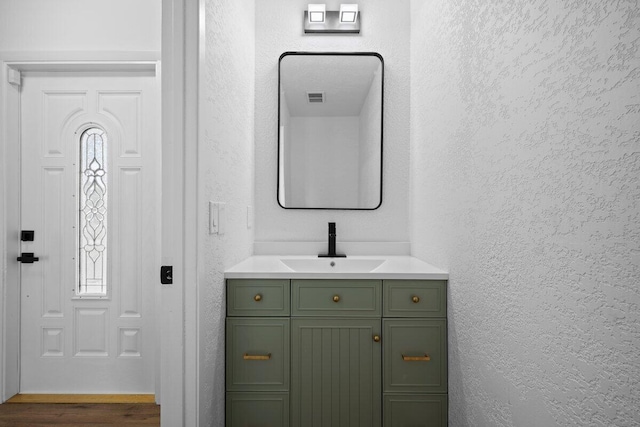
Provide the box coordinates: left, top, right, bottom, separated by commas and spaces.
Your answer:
209, 202, 226, 235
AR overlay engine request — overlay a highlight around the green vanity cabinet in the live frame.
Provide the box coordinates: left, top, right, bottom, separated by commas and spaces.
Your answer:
226, 280, 291, 427
226, 278, 447, 427
383, 280, 448, 427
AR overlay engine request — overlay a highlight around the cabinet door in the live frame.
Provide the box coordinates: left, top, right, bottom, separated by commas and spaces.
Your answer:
226, 318, 290, 392
383, 394, 447, 427
383, 319, 447, 393
226, 392, 289, 427
291, 318, 382, 427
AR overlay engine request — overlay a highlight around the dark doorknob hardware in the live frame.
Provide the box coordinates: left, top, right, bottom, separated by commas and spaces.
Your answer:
17, 253, 39, 263
21, 230, 35, 241
160, 265, 173, 284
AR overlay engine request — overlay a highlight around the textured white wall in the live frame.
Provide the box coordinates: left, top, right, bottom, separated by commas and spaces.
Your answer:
409, 1, 640, 426
0, 0, 160, 52
255, 0, 410, 244
199, 0, 255, 425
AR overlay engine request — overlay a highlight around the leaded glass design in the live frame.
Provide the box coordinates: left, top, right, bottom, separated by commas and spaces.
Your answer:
78, 128, 108, 295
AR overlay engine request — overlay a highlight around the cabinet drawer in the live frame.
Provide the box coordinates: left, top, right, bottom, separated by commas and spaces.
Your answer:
226, 392, 289, 427
383, 319, 447, 393
227, 279, 290, 316
383, 280, 446, 317
292, 280, 382, 317
226, 318, 290, 391
383, 394, 447, 427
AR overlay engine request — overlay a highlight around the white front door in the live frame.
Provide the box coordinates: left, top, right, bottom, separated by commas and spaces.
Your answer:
18, 71, 159, 394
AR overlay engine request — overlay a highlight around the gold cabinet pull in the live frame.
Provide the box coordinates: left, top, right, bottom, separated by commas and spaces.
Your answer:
332, 295, 340, 302
402, 354, 430, 362
412, 296, 420, 303
254, 294, 262, 302
243, 353, 271, 361
373, 335, 381, 343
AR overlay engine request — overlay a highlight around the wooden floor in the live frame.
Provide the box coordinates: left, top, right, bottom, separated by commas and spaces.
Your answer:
0, 396, 159, 426
7, 394, 156, 404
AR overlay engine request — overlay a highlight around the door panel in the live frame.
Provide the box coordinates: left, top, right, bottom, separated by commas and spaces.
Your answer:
19, 71, 159, 393
41, 167, 65, 318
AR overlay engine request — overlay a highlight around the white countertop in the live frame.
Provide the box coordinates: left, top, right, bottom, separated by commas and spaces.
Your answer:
224, 255, 448, 280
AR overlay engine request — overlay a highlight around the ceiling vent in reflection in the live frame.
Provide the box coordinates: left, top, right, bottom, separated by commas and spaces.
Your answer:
307, 91, 325, 103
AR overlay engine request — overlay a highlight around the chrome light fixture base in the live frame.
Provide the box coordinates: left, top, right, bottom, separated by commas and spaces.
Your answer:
304, 10, 360, 34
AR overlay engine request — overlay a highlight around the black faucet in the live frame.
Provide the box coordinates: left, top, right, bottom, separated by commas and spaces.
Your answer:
319, 222, 347, 258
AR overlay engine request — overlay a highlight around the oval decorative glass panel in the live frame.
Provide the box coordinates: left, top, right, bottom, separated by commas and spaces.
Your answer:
78, 127, 108, 295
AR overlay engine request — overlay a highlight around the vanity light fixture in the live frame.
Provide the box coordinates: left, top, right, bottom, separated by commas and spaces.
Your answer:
308, 4, 326, 23
304, 3, 360, 34
339, 4, 358, 23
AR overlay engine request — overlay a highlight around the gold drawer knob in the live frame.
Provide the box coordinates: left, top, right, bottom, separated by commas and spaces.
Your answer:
254, 294, 262, 302
333, 295, 340, 302
373, 335, 381, 343
412, 296, 420, 303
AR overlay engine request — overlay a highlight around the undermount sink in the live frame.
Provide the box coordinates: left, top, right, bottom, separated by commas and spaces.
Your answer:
279, 258, 386, 273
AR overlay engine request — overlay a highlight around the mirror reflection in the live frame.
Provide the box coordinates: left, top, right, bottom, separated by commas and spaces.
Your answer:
278, 52, 383, 209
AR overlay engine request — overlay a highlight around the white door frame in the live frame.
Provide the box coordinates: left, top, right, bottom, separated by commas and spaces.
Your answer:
161, 0, 200, 425
0, 53, 186, 416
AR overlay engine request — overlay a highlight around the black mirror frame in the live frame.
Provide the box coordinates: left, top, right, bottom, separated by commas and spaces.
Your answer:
277, 51, 384, 210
